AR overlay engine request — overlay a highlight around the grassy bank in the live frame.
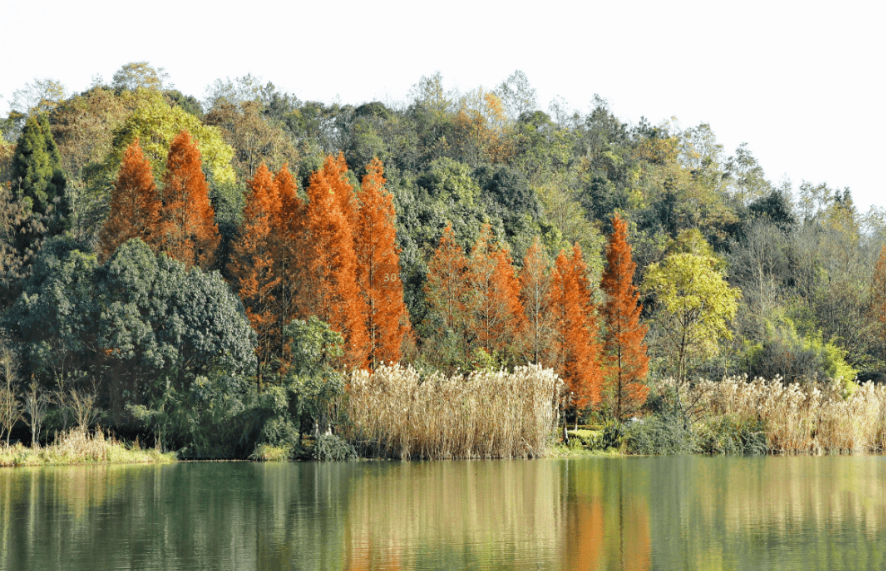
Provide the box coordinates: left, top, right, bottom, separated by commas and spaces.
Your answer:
556, 377, 886, 457
0, 428, 176, 468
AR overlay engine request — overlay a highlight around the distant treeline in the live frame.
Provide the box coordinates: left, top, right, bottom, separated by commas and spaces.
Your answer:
1, 63, 884, 457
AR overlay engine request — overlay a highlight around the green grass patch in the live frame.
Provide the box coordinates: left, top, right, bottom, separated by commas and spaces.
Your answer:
0, 429, 176, 468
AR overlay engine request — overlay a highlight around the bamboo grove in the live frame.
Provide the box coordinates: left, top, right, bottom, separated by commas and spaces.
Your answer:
2, 63, 886, 457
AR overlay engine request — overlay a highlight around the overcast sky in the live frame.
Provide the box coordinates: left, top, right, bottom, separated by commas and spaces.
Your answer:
4, 0, 883, 211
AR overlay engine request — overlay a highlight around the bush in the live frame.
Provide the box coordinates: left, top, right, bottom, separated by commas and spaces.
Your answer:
314, 434, 356, 462
600, 422, 625, 450
697, 416, 768, 455
624, 409, 697, 455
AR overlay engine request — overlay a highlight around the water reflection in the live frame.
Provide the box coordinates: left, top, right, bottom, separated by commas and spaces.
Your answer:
1, 457, 886, 569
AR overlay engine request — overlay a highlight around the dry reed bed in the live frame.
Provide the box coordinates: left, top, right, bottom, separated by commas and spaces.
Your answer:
666, 377, 886, 454
0, 427, 175, 467
344, 364, 563, 460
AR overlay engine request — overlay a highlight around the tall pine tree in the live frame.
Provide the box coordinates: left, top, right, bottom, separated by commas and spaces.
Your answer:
10, 113, 68, 255
98, 138, 161, 261
11, 113, 68, 222
158, 130, 220, 270
601, 214, 649, 421
354, 158, 410, 368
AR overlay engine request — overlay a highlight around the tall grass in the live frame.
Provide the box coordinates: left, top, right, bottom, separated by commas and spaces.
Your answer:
344, 364, 563, 459
662, 376, 886, 454
0, 427, 176, 467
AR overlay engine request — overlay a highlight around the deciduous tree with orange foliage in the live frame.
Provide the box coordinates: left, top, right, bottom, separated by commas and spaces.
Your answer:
548, 244, 603, 412
520, 237, 554, 364
468, 223, 525, 365
228, 163, 282, 381
354, 158, 410, 368
600, 214, 649, 422
97, 138, 161, 261
303, 155, 368, 368
271, 163, 305, 361
424, 223, 471, 369
157, 130, 220, 270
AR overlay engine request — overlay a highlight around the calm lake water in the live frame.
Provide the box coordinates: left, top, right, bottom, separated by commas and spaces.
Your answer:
2, 456, 886, 570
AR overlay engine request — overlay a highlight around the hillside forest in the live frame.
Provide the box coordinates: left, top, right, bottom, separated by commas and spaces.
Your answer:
1, 63, 884, 458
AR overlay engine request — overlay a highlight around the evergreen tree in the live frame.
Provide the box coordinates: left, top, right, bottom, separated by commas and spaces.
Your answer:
98, 138, 161, 261
158, 130, 220, 270
11, 114, 67, 219
354, 158, 410, 368
601, 214, 649, 421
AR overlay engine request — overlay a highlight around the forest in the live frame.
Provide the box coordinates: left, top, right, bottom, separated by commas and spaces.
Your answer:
2, 63, 885, 461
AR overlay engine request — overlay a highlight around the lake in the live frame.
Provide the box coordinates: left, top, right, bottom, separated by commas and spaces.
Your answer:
2, 456, 886, 570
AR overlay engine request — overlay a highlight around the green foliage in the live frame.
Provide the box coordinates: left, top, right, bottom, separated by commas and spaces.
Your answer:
10, 114, 69, 236
314, 434, 357, 461
696, 416, 768, 455
6, 238, 257, 437
281, 317, 347, 436
127, 370, 259, 458
746, 315, 857, 385
624, 412, 697, 455
643, 239, 740, 380
101, 90, 235, 185
112, 62, 169, 92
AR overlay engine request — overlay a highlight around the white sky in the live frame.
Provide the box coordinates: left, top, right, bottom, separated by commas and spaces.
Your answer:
4, 0, 883, 211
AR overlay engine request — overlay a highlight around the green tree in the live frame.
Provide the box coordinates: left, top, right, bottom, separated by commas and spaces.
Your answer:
101, 91, 235, 186
111, 62, 169, 92
5, 238, 256, 429
11, 114, 68, 225
643, 241, 740, 381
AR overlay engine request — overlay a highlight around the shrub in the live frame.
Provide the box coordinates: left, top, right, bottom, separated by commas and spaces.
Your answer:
314, 434, 356, 462
696, 416, 768, 455
624, 410, 697, 455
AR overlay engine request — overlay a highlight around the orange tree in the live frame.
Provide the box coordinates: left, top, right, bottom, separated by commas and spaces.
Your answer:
600, 214, 649, 421
354, 158, 410, 368
97, 138, 161, 261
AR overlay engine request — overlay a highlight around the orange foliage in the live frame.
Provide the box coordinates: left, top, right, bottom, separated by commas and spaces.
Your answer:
468, 223, 526, 363
520, 237, 554, 364
303, 155, 369, 368
601, 214, 649, 421
157, 130, 220, 269
425, 223, 471, 362
548, 244, 603, 409
271, 163, 306, 363
329, 152, 358, 230
98, 138, 161, 261
354, 158, 410, 368
228, 163, 282, 380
